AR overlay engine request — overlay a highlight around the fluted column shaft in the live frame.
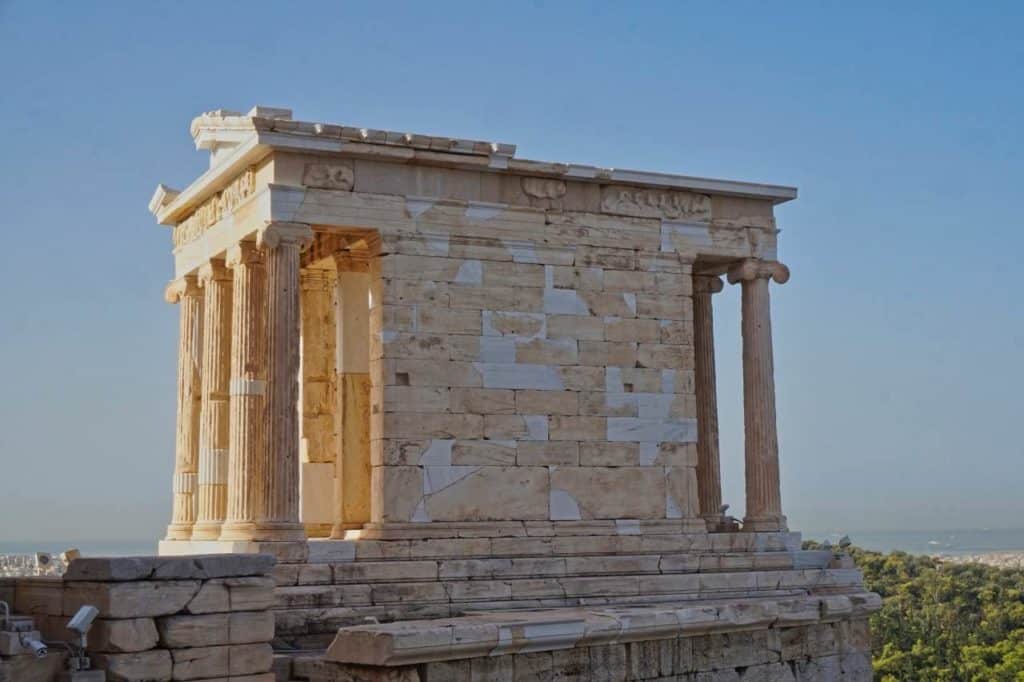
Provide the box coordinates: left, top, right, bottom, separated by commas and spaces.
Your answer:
255, 223, 313, 541
728, 259, 790, 532
220, 242, 268, 540
693, 274, 724, 528
330, 251, 372, 539
193, 260, 233, 540
165, 276, 203, 540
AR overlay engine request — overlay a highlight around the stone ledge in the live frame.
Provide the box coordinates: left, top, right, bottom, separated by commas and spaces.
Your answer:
324, 592, 881, 667
65, 553, 276, 582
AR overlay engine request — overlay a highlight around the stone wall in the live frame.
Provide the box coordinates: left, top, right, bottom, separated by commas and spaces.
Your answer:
283, 619, 873, 681
4, 554, 277, 681
370, 227, 705, 528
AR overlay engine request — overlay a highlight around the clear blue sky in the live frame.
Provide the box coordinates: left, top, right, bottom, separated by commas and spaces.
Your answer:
1, 1, 1022, 544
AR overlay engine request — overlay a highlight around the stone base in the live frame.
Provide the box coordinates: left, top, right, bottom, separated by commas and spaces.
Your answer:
283, 606, 875, 681
158, 539, 309, 563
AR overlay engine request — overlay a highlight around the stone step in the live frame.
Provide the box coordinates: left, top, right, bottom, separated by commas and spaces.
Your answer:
270, 567, 865, 640
302, 532, 806, 566
275, 550, 834, 588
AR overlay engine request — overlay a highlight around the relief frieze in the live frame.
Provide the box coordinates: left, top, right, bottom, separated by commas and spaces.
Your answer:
172, 167, 256, 247
600, 185, 711, 221
303, 162, 354, 191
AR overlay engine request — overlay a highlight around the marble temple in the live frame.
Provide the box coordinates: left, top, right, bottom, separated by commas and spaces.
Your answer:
143, 106, 878, 681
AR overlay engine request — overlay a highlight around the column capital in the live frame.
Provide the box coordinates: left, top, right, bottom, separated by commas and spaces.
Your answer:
198, 259, 231, 285
164, 274, 201, 304
333, 249, 372, 273
226, 241, 263, 268
693, 274, 724, 295
257, 222, 314, 250
726, 259, 790, 285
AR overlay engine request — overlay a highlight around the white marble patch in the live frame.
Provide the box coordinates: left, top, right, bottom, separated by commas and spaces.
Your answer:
606, 367, 624, 393
544, 265, 554, 288
615, 519, 642, 535
465, 202, 503, 222
623, 293, 637, 315
405, 198, 435, 219
479, 337, 517, 363
661, 369, 676, 394
454, 260, 483, 284
550, 488, 582, 520
411, 499, 430, 523
639, 442, 660, 467
607, 418, 698, 443
474, 363, 564, 390
666, 489, 683, 519
423, 233, 450, 255
229, 378, 266, 396
524, 415, 550, 441
418, 439, 455, 466
543, 288, 589, 316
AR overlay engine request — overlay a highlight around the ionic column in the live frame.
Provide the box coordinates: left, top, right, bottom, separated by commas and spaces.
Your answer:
299, 269, 337, 537
693, 274, 724, 529
192, 260, 233, 540
164, 275, 203, 540
255, 223, 313, 541
727, 259, 790, 532
220, 242, 268, 541
330, 251, 372, 539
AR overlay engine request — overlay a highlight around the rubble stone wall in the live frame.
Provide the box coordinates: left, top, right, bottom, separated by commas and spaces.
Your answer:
3, 554, 277, 681
286, 619, 873, 681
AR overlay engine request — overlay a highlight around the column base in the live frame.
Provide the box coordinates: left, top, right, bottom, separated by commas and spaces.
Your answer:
252, 521, 307, 542
329, 522, 366, 540
164, 523, 194, 541
190, 521, 225, 540
742, 514, 788, 532
305, 522, 334, 538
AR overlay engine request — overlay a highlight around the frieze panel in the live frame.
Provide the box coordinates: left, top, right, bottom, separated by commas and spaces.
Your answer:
172, 168, 256, 247
521, 177, 566, 200
303, 162, 354, 191
600, 185, 711, 221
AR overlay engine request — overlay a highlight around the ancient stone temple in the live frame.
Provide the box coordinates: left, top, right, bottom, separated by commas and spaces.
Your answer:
150, 106, 878, 681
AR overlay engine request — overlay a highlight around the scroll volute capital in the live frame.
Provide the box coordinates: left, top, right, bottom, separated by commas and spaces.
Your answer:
726, 259, 790, 286
693, 275, 724, 295
256, 222, 314, 250
226, 241, 263, 269
198, 258, 231, 286
164, 274, 201, 303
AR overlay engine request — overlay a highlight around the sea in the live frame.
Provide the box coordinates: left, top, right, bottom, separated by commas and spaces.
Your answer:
5, 529, 1024, 558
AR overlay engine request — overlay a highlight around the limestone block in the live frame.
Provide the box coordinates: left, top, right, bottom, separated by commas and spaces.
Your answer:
370, 582, 449, 604
383, 387, 451, 413
558, 366, 605, 391
588, 643, 627, 682
604, 317, 661, 343
515, 390, 578, 416
482, 262, 546, 288
660, 320, 695, 345
450, 388, 515, 415
297, 564, 333, 585
606, 417, 697, 443
549, 416, 605, 442
64, 557, 157, 582
451, 440, 518, 465
666, 466, 700, 519
89, 618, 159, 653
301, 462, 335, 527
578, 442, 640, 467
63, 581, 199, 618
546, 315, 604, 340
386, 359, 483, 387
484, 415, 549, 441
185, 577, 276, 614
475, 363, 564, 390
424, 467, 550, 522
515, 339, 579, 365
170, 643, 272, 679
417, 307, 482, 335
91, 650, 172, 681
550, 467, 665, 519
482, 310, 546, 338
578, 341, 637, 367
334, 561, 439, 584
383, 413, 483, 439
13, 580, 63, 616
372, 467, 424, 523
517, 442, 579, 466
157, 611, 274, 648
